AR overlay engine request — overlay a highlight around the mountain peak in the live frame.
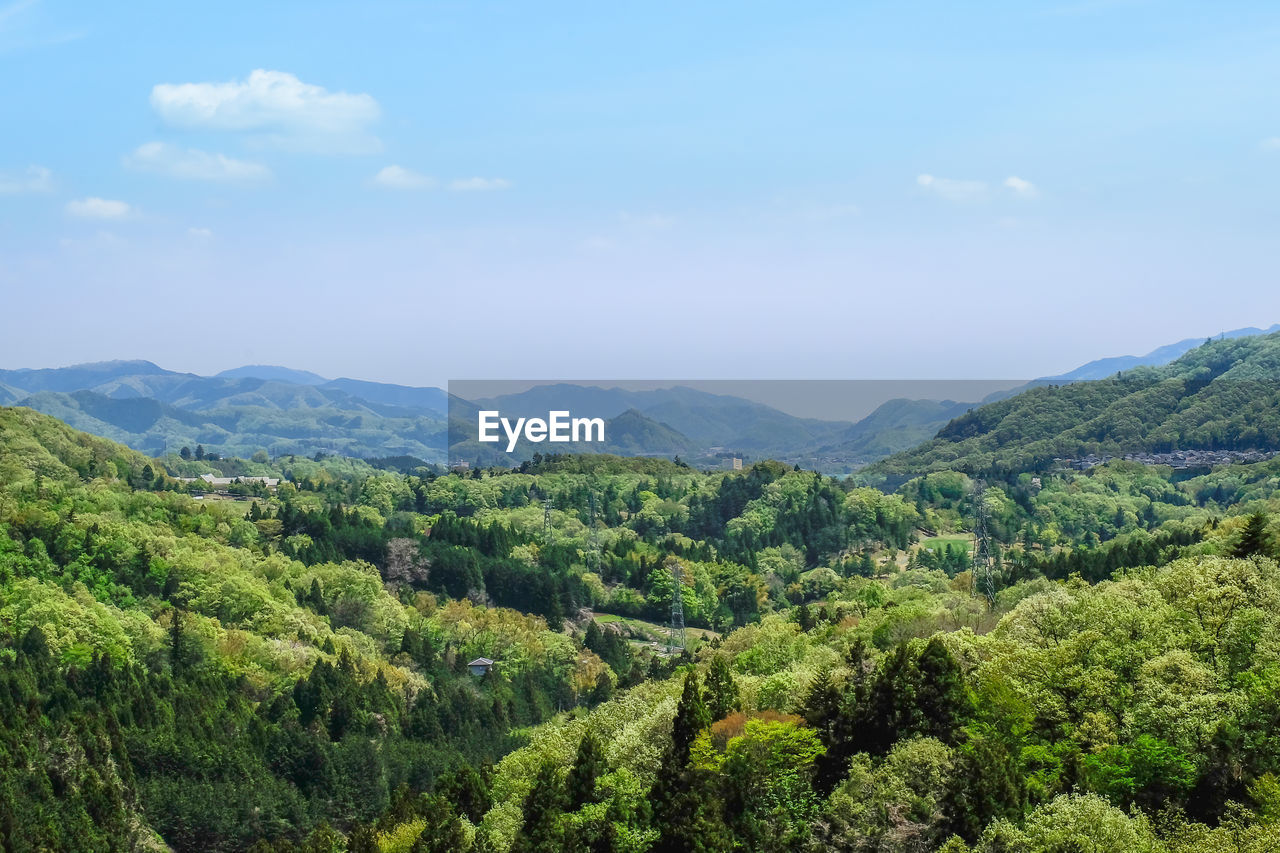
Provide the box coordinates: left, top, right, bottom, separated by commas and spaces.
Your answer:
215, 365, 329, 385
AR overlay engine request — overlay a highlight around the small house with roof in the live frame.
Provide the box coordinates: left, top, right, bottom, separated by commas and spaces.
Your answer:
467, 657, 495, 677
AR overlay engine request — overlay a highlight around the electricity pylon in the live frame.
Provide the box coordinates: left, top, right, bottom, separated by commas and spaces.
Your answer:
971, 481, 997, 606
588, 489, 602, 571
668, 561, 686, 653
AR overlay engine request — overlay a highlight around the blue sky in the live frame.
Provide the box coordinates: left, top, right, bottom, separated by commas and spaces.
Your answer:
1, 0, 1278, 386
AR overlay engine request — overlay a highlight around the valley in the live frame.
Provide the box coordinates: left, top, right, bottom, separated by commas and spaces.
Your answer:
3, 330, 1280, 850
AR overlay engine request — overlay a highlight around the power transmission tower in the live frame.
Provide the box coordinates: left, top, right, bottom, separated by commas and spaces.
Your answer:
588, 489, 602, 571
971, 481, 997, 606
543, 498, 554, 543
667, 561, 686, 653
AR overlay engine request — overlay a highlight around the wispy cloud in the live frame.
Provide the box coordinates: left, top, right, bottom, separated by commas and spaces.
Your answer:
66, 197, 133, 219
0, 0, 84, 53
1262, 138, 1280, 152
448, 177, 511, 192
0, 164, 52, 193
125, 142, 272, 182
150, 70, 381, 154
917, 173, 988, 202
1003, 175, 1039, 198
0, 0, 39, 27
370, 165, 436, 190
188, 227, 214, 239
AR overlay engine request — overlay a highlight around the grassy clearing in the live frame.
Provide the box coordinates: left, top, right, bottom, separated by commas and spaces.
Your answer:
590, 611, 720, 642
920, 535, 971, 553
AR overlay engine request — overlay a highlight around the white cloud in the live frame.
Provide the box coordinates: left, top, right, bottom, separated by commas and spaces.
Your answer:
448, 177, 511, 192
916, 173, 988, 202
125, 142, 271, 182
371, 164, 436, 190
66, 197, 133, 219
0, 164, 52, 193
1003, 175, 1039, 198
187, 227, 213, 239
1262, 138, 1280, 152
149, 70, 381, 153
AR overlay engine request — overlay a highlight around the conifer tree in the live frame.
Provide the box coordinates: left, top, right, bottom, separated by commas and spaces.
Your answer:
915, 636, 975, 744
671, 670, 711, 765
704, 655, 740, 721
567, 731, 606, 809
1235, 511, 1272, 558
513, 760, 566, 853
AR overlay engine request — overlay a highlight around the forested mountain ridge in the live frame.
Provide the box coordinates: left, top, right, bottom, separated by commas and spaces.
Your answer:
861, 331, 1280, 489
1047, 322, 1280, 380
6, 401, 1280, 850
0, 407, 619, 851
0, 361, 452, 461
7, 321, 1277, 472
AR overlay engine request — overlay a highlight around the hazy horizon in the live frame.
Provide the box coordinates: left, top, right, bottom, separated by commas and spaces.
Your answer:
3, 2, 1280, 384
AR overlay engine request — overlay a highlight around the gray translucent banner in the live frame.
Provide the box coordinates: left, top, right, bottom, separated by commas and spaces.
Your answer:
447, 379, 1029, 475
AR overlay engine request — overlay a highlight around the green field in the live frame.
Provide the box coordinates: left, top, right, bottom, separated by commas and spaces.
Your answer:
591, 611, 720, 643
920, 535, 972, 553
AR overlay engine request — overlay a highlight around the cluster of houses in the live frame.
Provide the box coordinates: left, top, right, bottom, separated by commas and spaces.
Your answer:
177, 473, 281, 499
176, 473, 282, 487
1054, 449, 1278, 471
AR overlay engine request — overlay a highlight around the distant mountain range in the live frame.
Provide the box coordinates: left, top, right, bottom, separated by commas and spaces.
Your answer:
0, 363, 953, 472
2, 323, 1276, 472
1045, 324, 1280, 381
0, 361, 449, 461
449, 385, 866, 469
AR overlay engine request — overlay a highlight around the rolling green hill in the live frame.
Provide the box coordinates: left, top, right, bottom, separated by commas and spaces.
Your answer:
15, 389, 449, 461
861, 331, 1280, 489
7, 401, 1280, 850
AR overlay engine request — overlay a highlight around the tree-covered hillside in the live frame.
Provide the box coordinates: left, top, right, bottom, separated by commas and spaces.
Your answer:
0, 409, 610, 851
862, 331, 1280, 489
6, 402, 1280, 851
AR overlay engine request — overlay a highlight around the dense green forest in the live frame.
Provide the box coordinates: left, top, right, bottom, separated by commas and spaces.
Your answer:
5, 367, 1280, 851
860, 332, 1280, 489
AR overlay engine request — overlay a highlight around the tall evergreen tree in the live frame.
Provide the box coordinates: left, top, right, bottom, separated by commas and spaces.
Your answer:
704, 656, 740, 721
410, 795, 468, 853
567, 731, 607, 809
1235, 511, 1272, 558
802, 668, 851, 794
914, 637, 975, 745
513, 760, 565, 853
943, 734, 1026, 842
671, 670, 711, 765
434, 764, 490, 824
